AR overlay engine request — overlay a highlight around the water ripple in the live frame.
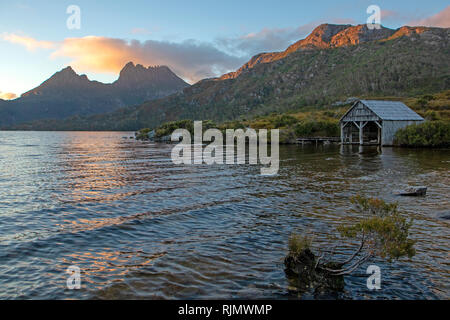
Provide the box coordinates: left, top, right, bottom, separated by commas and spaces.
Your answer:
0, 131, 448, 299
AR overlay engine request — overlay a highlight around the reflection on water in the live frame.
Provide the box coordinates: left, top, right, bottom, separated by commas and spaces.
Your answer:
0, 131, 448, 299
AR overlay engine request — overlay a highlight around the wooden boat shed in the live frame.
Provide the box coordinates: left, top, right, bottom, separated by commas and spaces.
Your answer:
340, 100, 424, 146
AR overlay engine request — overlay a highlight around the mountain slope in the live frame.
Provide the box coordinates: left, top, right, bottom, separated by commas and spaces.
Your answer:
7, 24, 450, 131
219, 24, 397, 80
0, 62, 189, 126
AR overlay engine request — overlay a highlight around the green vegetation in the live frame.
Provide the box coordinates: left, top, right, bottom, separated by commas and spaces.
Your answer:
337, 195, 416, 262
8, 28, 449, 131
293, 120, 339, 137
135, 128, 151, 140
285, 196, 415, 288
139, 107, 345, 143
254, 112, 341, 143
155, 120, 195, 138
288, 234, 313, 256
138, 90, 449, 145
394, 121, 450, 147
391, 91, 450, 148
285, 196, 416, 295
124, 32, 450, 130
403, 90, 450, 121
136, 120, 222, 141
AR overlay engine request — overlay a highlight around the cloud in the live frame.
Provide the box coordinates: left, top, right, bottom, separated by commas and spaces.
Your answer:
4, 26, 324, 82
409, 6, 450, 28
379, 10, 412, 25
216, 19, 355, 57
0, 91, 17, 100
332, 18, 356, 25
3, 33, 244, 83
51, 36, 245, 83
2, 33, 55, 51
216, 22, 318, 56
381, 10, 398, 20
131, 28, 151, 35
1, 18, 360, 84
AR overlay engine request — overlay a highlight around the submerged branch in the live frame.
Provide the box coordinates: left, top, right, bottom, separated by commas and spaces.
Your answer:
333, 254, 372, 276
319, 253, 372, 275
341, 231, 365, 266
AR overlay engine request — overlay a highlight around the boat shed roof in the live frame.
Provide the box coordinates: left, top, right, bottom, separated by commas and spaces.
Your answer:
355, 100, 424, 121
341, 100, 424, 121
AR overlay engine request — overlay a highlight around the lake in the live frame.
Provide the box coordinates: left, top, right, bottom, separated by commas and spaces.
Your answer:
0, 131, 448, 299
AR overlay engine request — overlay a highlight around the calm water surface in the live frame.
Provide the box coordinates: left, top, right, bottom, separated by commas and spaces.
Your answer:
0, 131, 448, 299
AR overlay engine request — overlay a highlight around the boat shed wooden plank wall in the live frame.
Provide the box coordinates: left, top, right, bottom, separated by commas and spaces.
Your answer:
340, 100, 424, 146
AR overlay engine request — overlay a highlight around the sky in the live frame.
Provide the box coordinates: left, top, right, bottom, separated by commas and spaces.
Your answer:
0, 0, 449, 99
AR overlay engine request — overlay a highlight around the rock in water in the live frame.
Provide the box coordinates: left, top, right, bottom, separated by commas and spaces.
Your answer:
396, 186, 427, 196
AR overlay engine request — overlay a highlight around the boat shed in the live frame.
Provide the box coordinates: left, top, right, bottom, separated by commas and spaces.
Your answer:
340, 100, 424, 146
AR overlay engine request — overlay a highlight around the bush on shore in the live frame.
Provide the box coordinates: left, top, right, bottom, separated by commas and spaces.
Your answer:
394, 121, 450, 147
155, 120, 195, 138
293, 119, 339, 137
135, 128, 151, 140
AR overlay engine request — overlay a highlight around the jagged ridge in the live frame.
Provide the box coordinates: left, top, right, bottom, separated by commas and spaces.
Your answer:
0, 62, 190, 126
5, 24, 450, 131
220, 24, 432, 80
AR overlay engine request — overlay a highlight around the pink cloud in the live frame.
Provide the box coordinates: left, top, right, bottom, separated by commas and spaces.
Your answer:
381, 10, 398, 20
2, 33, 55, 51
409, 6, 450, 27
0, 91, 18, 100
3, 34, 243, 83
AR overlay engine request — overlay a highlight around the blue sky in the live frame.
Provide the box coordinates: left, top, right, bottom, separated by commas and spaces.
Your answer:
0, 0, 448, 97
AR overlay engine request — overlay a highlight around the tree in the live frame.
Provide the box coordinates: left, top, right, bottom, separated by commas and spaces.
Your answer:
324, 195, 415, 275
284, 195, 416, 293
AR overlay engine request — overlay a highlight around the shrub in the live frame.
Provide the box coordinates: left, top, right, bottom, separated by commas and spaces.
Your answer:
279, 128, 297, 144
270, 114, 298, 128
394, 121, 450, 147
155, 120, 194, 138
294, 119, 339, 137
338, 195, 416, 261
284, 196, 415, 295
422, 94, 435, 101
417, 98, 428, 108
288, 234, 313, 256
218, 120, 246, 130
424, 110, 441, 121
135, 128, 151, 140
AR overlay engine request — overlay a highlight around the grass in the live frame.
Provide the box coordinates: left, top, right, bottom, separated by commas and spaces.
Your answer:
140, 90, 450, 145
288, 234, 313, 255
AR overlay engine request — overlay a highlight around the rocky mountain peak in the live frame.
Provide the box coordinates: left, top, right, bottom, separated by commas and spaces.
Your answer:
52, 66, 80, 81
21, 66, 92, 97
329, 24, 396, 46
3, 61, 190, 125
60, 65, 75, 73
286, 24, 395, 52
294, 23, 352, 49
387, 26, 431, 40
219, 23, 424, 80
115, 62, 187, 88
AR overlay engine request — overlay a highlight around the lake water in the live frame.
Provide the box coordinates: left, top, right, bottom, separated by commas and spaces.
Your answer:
0, 131, 448, 299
